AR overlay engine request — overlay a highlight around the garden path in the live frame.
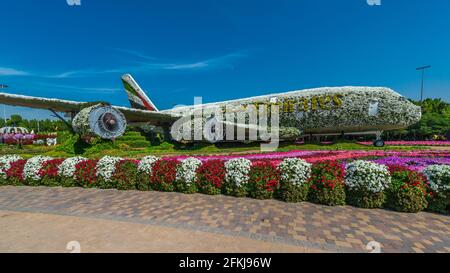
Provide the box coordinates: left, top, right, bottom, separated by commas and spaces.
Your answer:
0, 186, 448, 253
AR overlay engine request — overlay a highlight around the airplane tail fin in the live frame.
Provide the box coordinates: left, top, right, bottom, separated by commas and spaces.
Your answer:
121, 74, 159, 112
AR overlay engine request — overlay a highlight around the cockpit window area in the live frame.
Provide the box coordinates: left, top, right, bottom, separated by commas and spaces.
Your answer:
368, 100, 379, 116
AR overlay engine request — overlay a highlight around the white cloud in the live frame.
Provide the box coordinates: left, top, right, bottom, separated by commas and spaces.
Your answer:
36, 82, 121, 93
0, 67, 30, 76
162, 52, 246, 70
111, 48, 158, 61
1, 50, 248, 78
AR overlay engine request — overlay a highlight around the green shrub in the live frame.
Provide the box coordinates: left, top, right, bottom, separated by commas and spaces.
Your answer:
346, 190, 385, 209
136, 174, 151, 191
37, 159, 65, 187
196, 160, 225, 195
173, 180, 197, 194
83, 140, 119, 157
2, 160, 27, 186
278, 181, 309, 203
112, 160, 139, 190
74, 160, 98, 188
117, 136, 147, 141
55, 135, 90, 155
427, 192, 450, 215
277, 158, 311, 203
247, 161, 280, 200
423, 165, 450, 214
135, 156, 159, 191
174, 158, 201, 194
59, 177, 78, 187
150, 160, 178, 192
309, 161, 346, 206
116, 140, 150, 148
56, 131, 74, 145
223, 158, 251, 197
385, 166, 428, 213
123, 131, 142, 137
345, 161, 391, 209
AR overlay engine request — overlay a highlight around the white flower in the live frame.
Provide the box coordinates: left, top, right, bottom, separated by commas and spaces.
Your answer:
58, 156, 87, 178
137, 156, 159, 175
23, 156, 53, 181
0, 155, 23, 179
176, 157, 202, 185
423, 165, 450, 193
277, 158, 312, 186
96, 156, 122, 182
46, 138, 57, 146
225, 158, 251, 187
345, 160, 391, 193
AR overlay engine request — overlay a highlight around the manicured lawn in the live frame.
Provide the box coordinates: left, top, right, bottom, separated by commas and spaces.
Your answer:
0, 140, 432, 159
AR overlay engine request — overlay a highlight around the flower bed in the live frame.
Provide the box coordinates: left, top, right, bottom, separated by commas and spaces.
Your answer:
0, 154, 449, 214
358, 141, 450, 146
165, 150, 450, 165
372, 157, 450, 172
0, 133, 57, 146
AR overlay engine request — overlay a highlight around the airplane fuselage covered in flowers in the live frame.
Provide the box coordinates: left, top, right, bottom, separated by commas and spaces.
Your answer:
0, 74, 421, 146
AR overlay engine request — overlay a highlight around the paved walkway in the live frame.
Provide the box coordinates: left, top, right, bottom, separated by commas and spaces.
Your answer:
0, 210, 317, 253
0, 186, 449, 253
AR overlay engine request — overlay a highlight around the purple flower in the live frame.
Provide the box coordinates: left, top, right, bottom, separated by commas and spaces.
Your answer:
372, 156, 450, 171
13, 134, 24, 140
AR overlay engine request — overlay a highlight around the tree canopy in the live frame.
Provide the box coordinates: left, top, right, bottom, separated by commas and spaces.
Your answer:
0, 115, 68, 133
392, 98, 450, 140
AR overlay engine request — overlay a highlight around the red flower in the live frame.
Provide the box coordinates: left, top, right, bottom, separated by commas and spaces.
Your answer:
5, 160, 27, 181
310, 161, 344, 191
39, 159, 64, 179
197, 160, 226, 189
150, 160, 178, 190
75, 160, 98, 186
248, 160, 280, 195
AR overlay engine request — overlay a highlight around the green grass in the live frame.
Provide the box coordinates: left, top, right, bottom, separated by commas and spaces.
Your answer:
1, 138, 433, 159
1, 130, 436, 159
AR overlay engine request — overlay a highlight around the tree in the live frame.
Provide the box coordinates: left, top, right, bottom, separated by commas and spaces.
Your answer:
397, 98, 450, 140
7, 114, 23, 126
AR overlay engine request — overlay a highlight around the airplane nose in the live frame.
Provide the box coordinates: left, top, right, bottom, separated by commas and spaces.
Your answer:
407, 101, 422, 125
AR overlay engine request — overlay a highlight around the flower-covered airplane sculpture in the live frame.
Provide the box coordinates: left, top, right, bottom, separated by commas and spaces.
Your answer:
0, 74, 421, 146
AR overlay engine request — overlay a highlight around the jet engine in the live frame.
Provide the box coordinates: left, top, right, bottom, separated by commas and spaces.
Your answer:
72, 104, 127, 140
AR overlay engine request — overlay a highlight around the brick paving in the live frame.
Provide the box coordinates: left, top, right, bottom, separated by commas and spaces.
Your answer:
0, 210, 319, 253
0, 186, 449, 253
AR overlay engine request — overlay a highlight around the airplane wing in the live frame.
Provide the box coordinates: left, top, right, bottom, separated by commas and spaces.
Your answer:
0, 92, 81, 112
0, 92, 180, 124
114, 106, 180, 124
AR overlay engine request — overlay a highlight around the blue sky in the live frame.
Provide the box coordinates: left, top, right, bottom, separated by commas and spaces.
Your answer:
1, 0, 450, 119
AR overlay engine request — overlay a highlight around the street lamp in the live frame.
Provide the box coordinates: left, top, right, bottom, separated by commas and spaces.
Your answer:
416, 65, 431, 102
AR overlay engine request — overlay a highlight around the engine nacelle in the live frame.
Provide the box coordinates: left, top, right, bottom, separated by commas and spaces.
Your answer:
72, 104, 127, 140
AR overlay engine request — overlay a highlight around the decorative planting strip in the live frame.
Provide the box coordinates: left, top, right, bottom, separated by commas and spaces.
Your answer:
0, 154, 448, 215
